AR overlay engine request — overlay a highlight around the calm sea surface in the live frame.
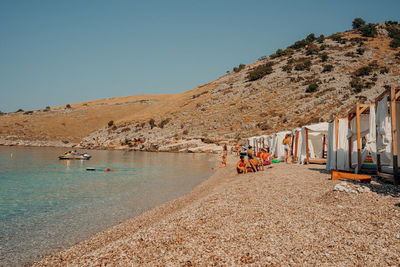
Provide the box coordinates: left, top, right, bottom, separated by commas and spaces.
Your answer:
0, 146, 214, 266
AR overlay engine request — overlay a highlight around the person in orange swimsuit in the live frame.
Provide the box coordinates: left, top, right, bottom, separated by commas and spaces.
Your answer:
236, 156, 248, 174
262, 148, 272, 166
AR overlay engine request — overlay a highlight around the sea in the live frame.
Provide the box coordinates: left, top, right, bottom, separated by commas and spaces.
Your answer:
0, 146, 214, 266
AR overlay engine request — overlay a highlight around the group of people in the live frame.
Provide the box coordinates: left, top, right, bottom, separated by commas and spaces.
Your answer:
216, 134, 292, 174
236, 146, 272, 174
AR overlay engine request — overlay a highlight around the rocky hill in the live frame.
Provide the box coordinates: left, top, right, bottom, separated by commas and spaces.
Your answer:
1, 21, 400, 152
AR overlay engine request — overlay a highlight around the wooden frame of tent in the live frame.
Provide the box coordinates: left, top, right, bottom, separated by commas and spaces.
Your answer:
291, 129, 301, 162
304, 127, 327, 165
330, 117, 347, 170
347, 103, 376, 174
374, 86, 400, 185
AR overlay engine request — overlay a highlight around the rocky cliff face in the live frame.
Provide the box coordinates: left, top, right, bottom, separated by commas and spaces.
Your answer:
1, 23, 400, 152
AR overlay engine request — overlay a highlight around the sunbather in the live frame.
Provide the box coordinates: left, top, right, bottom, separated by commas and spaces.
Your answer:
237, 156, 248, 174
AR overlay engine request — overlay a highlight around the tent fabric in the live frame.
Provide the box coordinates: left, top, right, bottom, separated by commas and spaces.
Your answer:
326, 119, 349, 171
298, 123, 329, 164
376, 97, 392, 166
271, 131, 291, 160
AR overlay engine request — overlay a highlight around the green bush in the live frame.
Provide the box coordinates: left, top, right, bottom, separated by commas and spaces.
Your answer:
294, 60, 312, 71
350, 77, 364, 92
320, 53, 328, 62
306, 43, 319, 55
158, 118, 171, 128
247, 62, 274, 81
359, 23, 377, 37
356, 48, 365, 55
322, 65, 334, 72
352, 18, 366, 29
306, 83, 318, 93
354, 66, 372, 76
282, 64, 292, 73
233, 64, 246, 72
66, 104, 71, 109
149, 118, 156, 129
385, 21, 399, 26
16, 109, 24, 112
330, 34, 347, 44
289, 39, 309, 50
316, 34, 325, 43
306, 33, 316, 43
108, 120, 114, 127
390, 39, 400, 48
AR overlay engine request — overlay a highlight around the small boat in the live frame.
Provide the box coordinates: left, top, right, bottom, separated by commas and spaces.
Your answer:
59, 151, 91, 160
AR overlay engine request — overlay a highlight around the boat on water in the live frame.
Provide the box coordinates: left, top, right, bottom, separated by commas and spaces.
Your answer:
58, 150, 91, 160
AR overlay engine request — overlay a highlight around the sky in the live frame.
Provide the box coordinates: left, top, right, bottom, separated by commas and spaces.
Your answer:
0, 0, 399, 112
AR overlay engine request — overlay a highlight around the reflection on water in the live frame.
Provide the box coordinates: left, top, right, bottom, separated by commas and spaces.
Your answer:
0, 146, 214, 266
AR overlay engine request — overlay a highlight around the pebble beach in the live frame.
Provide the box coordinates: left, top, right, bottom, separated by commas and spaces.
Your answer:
33, 156, 400, 266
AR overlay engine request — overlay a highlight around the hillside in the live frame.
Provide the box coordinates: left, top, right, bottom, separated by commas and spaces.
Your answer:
1, 22, 400, 152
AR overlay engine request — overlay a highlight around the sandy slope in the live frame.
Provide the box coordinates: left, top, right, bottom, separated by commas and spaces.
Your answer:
33, 157, 400, 266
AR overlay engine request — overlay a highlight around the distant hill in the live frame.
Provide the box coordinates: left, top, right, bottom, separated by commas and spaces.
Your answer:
1, 21, 400, 151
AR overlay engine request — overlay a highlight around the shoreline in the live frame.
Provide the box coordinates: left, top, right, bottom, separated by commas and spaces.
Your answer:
31, 156, 400, 266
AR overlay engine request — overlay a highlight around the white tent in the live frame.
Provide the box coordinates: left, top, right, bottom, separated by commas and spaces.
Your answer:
298, 123, 329, 164
347, 104, 376, 173
375, 88, 400, 185
326, 118, 349, 171
271, 131, 291, 161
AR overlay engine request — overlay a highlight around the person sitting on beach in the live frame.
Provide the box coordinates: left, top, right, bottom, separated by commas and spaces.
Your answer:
237, 156, 248, 174
235, 143, 240, 156
215, 154, 227, 169
262, 148, 272, 166
247, 146, 254, 159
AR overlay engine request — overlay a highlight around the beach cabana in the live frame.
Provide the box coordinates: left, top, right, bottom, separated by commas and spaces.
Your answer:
299, 123, 329, 164
375, 86, 400, 184
271, 131, 291, 161
326, 118, 349, 171
347, 103, 376, 173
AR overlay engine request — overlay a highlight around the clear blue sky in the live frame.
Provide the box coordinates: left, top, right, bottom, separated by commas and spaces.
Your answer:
1, 0, 399, 112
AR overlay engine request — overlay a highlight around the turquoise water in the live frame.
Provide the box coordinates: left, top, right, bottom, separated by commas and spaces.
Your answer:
0, 146, 214, 266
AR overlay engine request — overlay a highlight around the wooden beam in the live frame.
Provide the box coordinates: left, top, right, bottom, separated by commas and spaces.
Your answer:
335, 118, 339, 170
375, 99, 382, 173
395, 90, 400, 101
294, 131, 299, 162
359, 105, 369, 115
356, 103, 362, 172
309, 158, 327, 164
331, 170, 371, 183
390, 87, 400, 185
348, 113, 352, 170
322, 134, 326, 159
306, 128, 310, 165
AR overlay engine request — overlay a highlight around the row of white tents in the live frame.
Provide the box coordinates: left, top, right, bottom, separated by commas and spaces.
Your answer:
247, 87, 400, 184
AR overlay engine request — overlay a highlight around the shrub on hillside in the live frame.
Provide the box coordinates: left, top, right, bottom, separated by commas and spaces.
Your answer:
329, 34, 347, 44
108, 120, 114, 127
356, 48, 365, 55
386, 25, 400, 48
289, 39, 309, 50
306, 33, 316, 43
306, 43, 319, 55
233, 64, 246, 72
320, 53, 328, 62
306, 83, 318, 93
66, 104, 71, 109
359, 23, 377, 37
270, 48, 294, 59
294, 60, 312, 71
352, 18, 366, 29
149, 118, 156, 129
385, 21, 399, 26
282, 64, 292, 73
247, 62, 274, 81
354, 66, 372, 76
350, 77, 364, 93
158, 118, 171, 128
16, 109, 24, 112
380, 67, 389, 74
322, 65, 334, 72
316, 34, 325, 43
390, 39, 400, 48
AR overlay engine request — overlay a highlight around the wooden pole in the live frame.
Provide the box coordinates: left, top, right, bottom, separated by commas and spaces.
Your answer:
335, 118, 339, 170
306, 128, 310, 165
294, 131, 299, 162
375, 99, 382, 173
390, 87, 399, 185
356, 103, 362, 172
322, 134, 326, 159
290, 134, 295, 156
348, 112, 353, 170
